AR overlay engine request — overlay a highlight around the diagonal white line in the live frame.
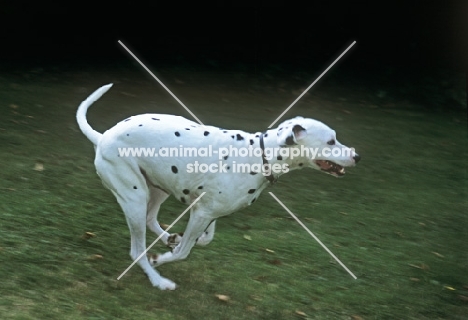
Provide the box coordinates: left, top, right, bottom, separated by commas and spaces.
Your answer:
118, 40, 205, 126
117, 192, 206, 280
268, 41, 356, 128
268, 192, 357, 279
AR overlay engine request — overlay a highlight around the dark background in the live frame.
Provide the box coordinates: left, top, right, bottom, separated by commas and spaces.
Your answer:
1, 1, 466, 70
0, 1, 466, 113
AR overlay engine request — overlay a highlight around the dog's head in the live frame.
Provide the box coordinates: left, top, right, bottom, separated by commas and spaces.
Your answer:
276, 116, 360, 177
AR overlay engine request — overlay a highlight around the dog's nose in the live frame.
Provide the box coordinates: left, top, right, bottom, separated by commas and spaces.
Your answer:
353, 154, 361, 163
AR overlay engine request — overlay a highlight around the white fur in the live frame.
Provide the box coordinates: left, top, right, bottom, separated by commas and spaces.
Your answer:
76, 84, 359, 290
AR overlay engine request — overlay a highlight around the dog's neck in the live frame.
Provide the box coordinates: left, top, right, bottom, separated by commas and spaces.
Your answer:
259, 129, 310, 183
259, 132, 276, 184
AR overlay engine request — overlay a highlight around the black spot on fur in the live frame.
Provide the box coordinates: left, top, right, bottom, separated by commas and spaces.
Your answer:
264, 133, 268, 137
204, 131, 210, 136
299, 163, 303, 167
152, 118, 160, 121
185, 128, 190, 130
124, 118, 131, 122
198, 186, 203, 189
175, 132, 180, 137
255, 134, 259, 138
126, 134, 129, 136
250, 139, 254, 145
251, 197, 257, 204
231, 135, 235, 139
183, 189, 190, 195
248, 189, 256, 194
133, 186, 137, 189
180, 197, 186, 204
285, 135, 296, 145
278, 127, 283, 131
277, 155, 283, 160
227, 166, 230, 170
219, 191, 222, 194
236, 134, 244, 141
250, 171, 258, 175
171, 166, 178, 173
223, 130, 228, 133
139, 124, 143, 127
224, 155, 228, 160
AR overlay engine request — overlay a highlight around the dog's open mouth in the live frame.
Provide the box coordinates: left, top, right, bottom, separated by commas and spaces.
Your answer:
314, 160, 345, 177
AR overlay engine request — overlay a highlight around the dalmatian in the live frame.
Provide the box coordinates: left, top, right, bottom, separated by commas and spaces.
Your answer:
76, 83, 360, 290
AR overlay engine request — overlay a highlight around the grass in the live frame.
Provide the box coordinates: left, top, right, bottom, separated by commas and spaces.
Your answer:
0, 63, 467, 319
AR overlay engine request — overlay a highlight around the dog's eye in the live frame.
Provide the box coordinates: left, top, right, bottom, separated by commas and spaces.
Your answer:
327, 139, 335, 145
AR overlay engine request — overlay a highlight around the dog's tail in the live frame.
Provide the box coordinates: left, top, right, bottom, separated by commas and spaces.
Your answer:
76, 83, 113, 146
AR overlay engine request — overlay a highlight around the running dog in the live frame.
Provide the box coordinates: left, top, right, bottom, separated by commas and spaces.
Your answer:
76, 84, 360, 290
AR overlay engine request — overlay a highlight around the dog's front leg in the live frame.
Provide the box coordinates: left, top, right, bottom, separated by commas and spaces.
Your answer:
151, 210, 212, 266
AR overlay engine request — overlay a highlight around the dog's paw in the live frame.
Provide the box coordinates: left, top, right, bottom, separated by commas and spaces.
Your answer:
167, 232, 183, 249
157, 277, 177, 290
148, 253, 159, 266
148, 251, 174, 267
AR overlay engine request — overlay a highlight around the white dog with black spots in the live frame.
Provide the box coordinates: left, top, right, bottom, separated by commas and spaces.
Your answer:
76, 84, 360, 290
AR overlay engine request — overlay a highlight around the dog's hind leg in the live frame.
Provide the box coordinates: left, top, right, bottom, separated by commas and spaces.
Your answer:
167, 219, 217, 248
146, 186, 171, 245
96, 159, 176, 290
195, 219, 216, 246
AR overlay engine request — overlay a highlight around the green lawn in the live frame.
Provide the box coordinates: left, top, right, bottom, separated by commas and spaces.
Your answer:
0, 64, 466, 319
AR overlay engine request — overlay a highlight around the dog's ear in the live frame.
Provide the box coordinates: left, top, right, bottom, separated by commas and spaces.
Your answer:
277, 123, 307, 146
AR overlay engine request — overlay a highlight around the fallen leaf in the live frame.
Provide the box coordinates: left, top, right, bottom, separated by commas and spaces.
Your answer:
295, 310, 307, 317
418, 222, 426, 226
339, 212, 348, 215
342, 110, 352, 114
432, 252, 444, 258
243, 235, 252, 241
87, 254, 103, 260
82, 232, 96, 240
0, 187, 16, 191
10, 104, 19, 109
444, 286, 456, 291
410, 278, 420, 282
33, 163, 44, 171
408, 263, 430, 270
215, 294, 230, 302
265, 249, 275, 253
